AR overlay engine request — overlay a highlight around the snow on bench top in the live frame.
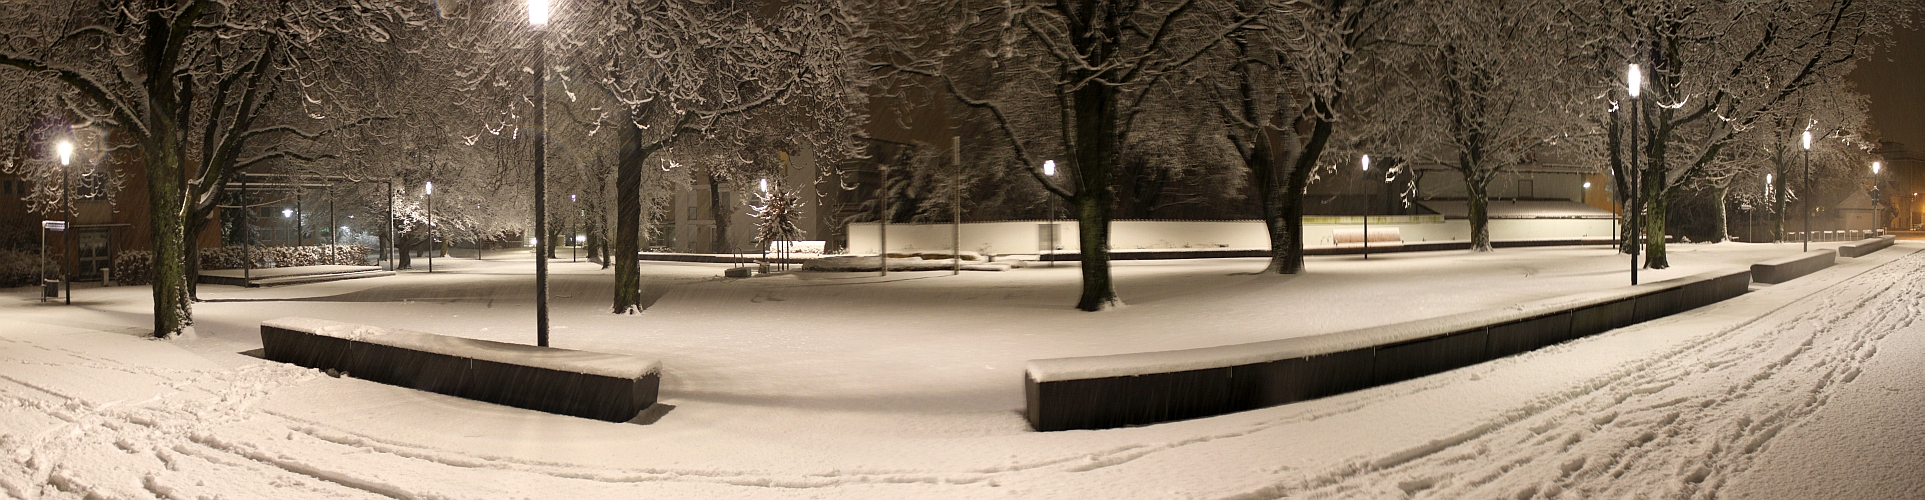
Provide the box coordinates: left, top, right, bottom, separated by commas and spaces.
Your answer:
1026, 268, 1747, 383
1840, 236, 1896, 248
263, 317, 659, 379
1752, 249, 1836, 267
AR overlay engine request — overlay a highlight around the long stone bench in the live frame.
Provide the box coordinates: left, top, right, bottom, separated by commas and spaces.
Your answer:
1750, 249, 1836, 284
261, 317, 660, 422
1838, 236, 1896, 258
1022, 269, 1751, 432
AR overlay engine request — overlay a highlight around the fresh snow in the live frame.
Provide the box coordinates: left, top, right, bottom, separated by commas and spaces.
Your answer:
1, 242, 1921, 499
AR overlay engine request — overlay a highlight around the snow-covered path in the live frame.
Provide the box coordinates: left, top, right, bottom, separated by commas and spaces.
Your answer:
1, 243, 1921, 498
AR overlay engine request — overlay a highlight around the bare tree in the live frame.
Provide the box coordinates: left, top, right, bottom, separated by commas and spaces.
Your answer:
0, 1, 422, 337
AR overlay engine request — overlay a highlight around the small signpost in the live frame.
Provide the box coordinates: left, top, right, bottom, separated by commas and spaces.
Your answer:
40, 221, 64, 301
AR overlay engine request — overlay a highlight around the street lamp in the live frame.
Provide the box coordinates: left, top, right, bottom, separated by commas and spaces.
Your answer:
425, 181, 434, 273
1802, 130, 1812, 252
57, 140, 73, 304
1627, 63, 1642, 285
1043, 159, 1058, 259
530, 0, 552, 347
1872, 161, 1883, 233
1361, 155, 1372, 260
569, 193, 578, 263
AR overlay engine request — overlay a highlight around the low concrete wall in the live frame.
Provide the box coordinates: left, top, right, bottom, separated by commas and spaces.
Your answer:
1023, 269, 1751, 431
847, 218, 1617, 256
1750, 250, 1836, 284
261, 318, 660, 422
1838, 236, 1896, 258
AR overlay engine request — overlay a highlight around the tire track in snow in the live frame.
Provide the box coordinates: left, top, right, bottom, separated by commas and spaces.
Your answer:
1268, 248, 1925, 499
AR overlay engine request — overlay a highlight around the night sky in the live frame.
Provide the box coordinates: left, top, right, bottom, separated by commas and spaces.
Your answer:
1851, 25, 1925, 151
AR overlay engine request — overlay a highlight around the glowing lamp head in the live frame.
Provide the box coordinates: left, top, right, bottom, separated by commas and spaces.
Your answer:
528, 0, 548, 25
1802, 130, 1812, 151
1361, 155, 1371, 171
1043, 160, 1056, 176
425, 181, 434, 195
759, 178, 769, 193
1627, 64, 1642, 99
570, 193, 576, 202
1583, 181, 1592, 189
55, 140, 73, 166
576, 235, 586, 243
529, 237, 539, 246
1874, 161, 1882, 174
282, 208, 293, 218
1766, 174, 1773, 185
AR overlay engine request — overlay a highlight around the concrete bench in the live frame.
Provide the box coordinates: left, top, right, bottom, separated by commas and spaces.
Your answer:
1332, 227, 1402, 247
1750, 250, 1836, 284
1838, 235, 1896, 258
1023, 269, 1750, 431
261, 317, 660, 422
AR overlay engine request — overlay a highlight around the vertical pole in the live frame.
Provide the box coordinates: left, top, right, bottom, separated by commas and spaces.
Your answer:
1630, 97, 1640, 285
328, 186, 335, 265
1049, 196, 1057, 268
244, 180, 252, 281
427, 186, 433, 273
879, 162, 888, 277
40, 221, 46, 302
1363, 192, 1370, 260
534, 29, 550, 347
952, 136, 961, 275
296, 188, 304, 249
63, 165, 71, 304
386, 181, 394, 270
1803, 148, 1810, 252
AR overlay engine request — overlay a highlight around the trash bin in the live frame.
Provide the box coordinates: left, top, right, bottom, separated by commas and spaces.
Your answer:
42, 278, 59, 298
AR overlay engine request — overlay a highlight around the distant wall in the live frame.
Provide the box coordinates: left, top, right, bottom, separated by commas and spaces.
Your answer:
846, 218, 1618, 255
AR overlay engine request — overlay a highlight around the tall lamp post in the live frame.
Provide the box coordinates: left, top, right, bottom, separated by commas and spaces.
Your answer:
425, 181, 434, 273
570, 193, 578, 263
1627, 63, 1642, 285
1802, 130, 1812, 252
57, 140, 73, 304
1044, 159, 1057, 267
530, 0, 551, 347
1361, 155, 1372, 260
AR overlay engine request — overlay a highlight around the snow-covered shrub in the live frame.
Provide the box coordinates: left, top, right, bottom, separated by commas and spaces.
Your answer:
0, 249, 58, 288
113, 251, 154, 286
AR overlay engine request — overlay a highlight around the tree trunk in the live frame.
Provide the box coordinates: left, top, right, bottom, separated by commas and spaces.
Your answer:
1773, 156, 1788, 242
1467, 179, 1493, 252
1711, 184, 1729, 242
1071, 73, 1120, 311
1267, 116, 1334, 274
708, 171, 730, 253
184, 220, 202, 301
1644, 190, 1670, 269
396, 235, 415, 269
146, 146, 191, 337
612, 120, 648, 313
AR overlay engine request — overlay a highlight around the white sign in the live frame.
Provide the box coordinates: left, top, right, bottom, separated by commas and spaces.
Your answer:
41, 220, 65, 231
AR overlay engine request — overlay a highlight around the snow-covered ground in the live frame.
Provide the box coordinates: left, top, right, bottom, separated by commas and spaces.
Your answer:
2, 242, 1921, 498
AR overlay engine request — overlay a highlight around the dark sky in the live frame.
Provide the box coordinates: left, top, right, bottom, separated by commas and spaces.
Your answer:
1849, 24, 1925, 151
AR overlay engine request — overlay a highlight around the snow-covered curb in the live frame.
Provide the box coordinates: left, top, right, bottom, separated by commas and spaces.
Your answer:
1026, 269, 1747, 383
262, 317, 659, 379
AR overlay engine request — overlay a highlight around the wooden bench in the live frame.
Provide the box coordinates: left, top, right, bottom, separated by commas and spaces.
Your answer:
1332, 227, 1403, 248
261, 317, 660, 422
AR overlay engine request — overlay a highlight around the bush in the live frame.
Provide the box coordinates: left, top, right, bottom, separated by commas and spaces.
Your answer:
0, 249, 58, 288
114, 250, 154, 286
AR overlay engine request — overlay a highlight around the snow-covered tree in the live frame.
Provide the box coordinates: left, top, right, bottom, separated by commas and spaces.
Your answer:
1368, 0, 1585, 251
874, 0, 1251, 310
1575, 0, 1913, 268
0, 1, 424, 337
